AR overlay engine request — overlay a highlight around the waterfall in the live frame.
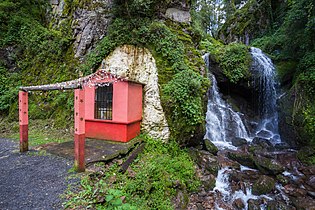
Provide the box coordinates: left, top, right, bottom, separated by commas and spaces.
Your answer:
250, 47, 281, 143
203, 54, 250, 149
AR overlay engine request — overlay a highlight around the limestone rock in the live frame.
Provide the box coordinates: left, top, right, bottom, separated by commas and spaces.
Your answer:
101, 45, 170, 141
165, 8, 191, 23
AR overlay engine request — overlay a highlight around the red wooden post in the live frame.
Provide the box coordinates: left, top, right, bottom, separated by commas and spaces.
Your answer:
74, 89, 85, 172
19, 91, 28, 152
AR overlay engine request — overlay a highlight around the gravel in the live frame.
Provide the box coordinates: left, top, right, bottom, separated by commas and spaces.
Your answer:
0, 138, 75, 210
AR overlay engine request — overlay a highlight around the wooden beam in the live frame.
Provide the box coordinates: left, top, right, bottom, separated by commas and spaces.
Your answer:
19, 81, 82, 92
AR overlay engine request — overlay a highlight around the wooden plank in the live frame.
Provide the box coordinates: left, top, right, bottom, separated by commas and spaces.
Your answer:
119, 143, 145, 173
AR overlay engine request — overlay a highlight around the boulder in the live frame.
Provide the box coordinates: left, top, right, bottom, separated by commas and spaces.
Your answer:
204, 139, 218, 155
232, 137, 248, 147
233, 198, 245, 209
189, 148, 219, 175
217, 150, 241, 169
251, 137, 273, 149
165, 8, 191, 23
252, 175, 275, 195
254, 155, 285, 175
290, 196, 315, 210
227, 150, 256, 168
247, 199, 261, 210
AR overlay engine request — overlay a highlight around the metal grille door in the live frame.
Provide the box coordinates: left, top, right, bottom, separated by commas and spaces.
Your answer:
95, 84, 113, 120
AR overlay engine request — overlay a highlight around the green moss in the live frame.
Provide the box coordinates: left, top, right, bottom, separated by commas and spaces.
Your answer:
252, 175, 275, 195
202, 40, 252, 83
275, 60, 297, 83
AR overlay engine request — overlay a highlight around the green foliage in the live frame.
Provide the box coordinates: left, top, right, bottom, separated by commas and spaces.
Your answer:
0, 66, 20, 114
216, 43, 251, 83
112, 0, 173, 18
203, 40, 251, 83
0, 0, 78, 126
163, 69, 209, 128
303, 106, 315, 145
64, 135, 200, 209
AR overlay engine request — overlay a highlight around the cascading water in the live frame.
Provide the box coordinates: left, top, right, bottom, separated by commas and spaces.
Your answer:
203, 48, 283, 209
250, 47, 281, 143
203, 54, 250, 149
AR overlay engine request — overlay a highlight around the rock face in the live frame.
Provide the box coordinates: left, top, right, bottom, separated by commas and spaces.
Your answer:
100, 45, 170, 141
165, 8, 191, 23
50, 0, 113, 59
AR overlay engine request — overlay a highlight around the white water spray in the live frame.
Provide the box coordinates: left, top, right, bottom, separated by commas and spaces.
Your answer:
250, 47, 281, 143
203, 55, 250, 149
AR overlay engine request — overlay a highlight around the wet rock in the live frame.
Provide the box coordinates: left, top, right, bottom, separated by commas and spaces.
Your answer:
252, 175, 275, 195
290, 196, 315, 210
189, 148, 219, 175
173, 189, 189, 210
247, 199, 261, 210
251, 137, 273, 149
254, 155, 285, 175
217, 150, 240, 169
229, 169, 260, 183
299, 165, 315, 176
233, 198, 245, 209
232, 137, 248, 147
204, 139, 218, 155
201, 174, 216, 191
306, 175, 315, 191
227, 150, 256, 168
265, 200, 296, 210
284, 184, 307, 197
256, 130, 273, 139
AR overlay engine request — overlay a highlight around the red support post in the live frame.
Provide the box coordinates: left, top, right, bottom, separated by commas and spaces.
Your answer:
74, 89, 85, 172
19, 91, 28, 152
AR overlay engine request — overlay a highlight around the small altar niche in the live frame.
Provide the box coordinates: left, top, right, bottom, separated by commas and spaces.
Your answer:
84, 73, 143, 143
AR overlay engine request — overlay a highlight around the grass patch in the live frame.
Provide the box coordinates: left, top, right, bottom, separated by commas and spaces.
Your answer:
0, 118, 73, 147
63, 135, 200, 209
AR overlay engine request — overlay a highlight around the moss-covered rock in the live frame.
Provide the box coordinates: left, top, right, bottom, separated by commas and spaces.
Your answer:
227, 150, 256, 168
254, 155, 285, 175
204, 139, 218, 155
252, 175, 275, 195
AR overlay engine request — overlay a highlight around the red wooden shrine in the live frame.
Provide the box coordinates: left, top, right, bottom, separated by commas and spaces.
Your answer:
19, 70, 143, 172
